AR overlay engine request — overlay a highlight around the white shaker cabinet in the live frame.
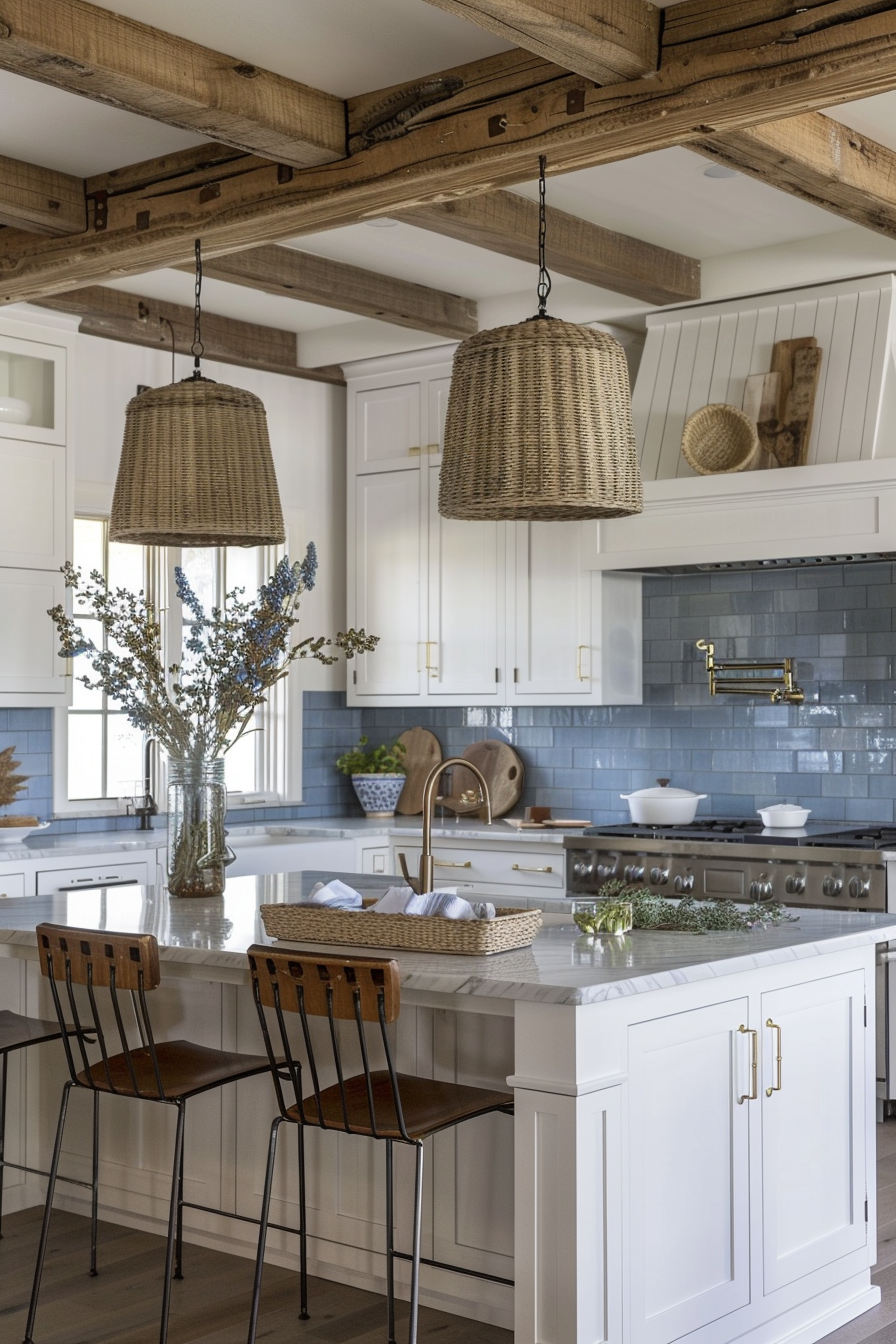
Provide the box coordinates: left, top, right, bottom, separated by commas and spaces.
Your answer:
626, 967, 868, 1344
0, 311, 75, 707
346, 348, 642, 707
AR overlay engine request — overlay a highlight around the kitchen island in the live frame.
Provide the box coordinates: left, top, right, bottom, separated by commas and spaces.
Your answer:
0, 873, 892, 1344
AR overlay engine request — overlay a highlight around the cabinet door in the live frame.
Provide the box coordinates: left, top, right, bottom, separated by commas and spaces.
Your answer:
0, 872, 26, 898
0, 332, 66, 446
350, 469, 426, 701
508, 522, 595, 701
353, 381, 422, 473
426, 464, 503, 702
0, 441, 66, 570
760, 970, 867, 1296
426, 372, 451, 464
628, 998, 752, 1344
0, 568, 68, 705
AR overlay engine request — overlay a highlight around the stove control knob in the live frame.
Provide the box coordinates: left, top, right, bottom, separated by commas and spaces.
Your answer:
750, 876, 774, 901
649, 866, 670, 886
674, 872, 695, 894
571, 855, 594, 882
624, 863, 645, 884
597, 861, 618, 882
848, 875, 871, 900
822, 876, 843, 898
785, 873, 806, 895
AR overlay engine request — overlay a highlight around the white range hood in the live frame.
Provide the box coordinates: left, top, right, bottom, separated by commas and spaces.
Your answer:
590, 272, 896, 569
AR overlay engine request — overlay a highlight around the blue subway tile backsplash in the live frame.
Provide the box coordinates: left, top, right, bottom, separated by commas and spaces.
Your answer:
6, 562, 896, 831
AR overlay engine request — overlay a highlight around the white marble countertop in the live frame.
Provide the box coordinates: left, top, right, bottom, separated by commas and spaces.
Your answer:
0, 815, 573, 863
0, 871, 894, 1006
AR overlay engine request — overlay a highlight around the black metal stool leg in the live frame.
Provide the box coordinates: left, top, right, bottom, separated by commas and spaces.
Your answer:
297, 1123, 309, 1321
22, 1081, 74, 1344
159, 1100, 186, 1344
385, 1139, 396, 1344
246, 1116, 282, 1344
175, 1099, 186, 1280
0, 1052, 8, 1239
89, 1089, 99, 1276
408, 1142, 424, 1344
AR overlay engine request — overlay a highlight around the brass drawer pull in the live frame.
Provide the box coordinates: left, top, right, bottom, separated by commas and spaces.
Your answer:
512, 863, 553, 874
766, 1018, 782, 1096
738, 1024, 758, 1103
433, 859, 472, 868
576, 644, 588, 681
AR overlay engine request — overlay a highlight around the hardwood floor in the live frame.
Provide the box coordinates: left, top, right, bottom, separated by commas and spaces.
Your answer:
0, 1206, 511, 1344
7, 1128, 896, 1344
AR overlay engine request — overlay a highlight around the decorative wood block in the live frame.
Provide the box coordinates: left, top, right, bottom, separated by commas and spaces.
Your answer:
757, 337, 823, 469
395, 726, 442, 815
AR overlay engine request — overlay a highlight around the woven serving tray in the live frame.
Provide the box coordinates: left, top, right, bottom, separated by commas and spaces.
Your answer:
259, 903, 543, 956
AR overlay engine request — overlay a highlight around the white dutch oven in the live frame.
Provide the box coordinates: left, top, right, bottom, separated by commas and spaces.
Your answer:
620, 785, 707, 826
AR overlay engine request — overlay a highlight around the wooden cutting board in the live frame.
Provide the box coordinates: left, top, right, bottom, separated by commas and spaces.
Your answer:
441, 740, 525, 819
395, 727, 442, 815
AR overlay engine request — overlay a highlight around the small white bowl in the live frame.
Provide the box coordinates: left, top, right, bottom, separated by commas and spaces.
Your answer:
0, 396, 31, 425
758, 805, 811, 829
0, 821, 50, 845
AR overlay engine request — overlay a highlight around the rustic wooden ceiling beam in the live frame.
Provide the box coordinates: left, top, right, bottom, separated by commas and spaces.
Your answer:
660, 0, 896, 63
0, 0, 345, 167
401, 189, 699, 305
31, 286, 345, 385
185, 244, 478, 339
418, 0, 659, 84
0, 152, 86, 235
696, 113, 896, 240
5, 5, 896, 301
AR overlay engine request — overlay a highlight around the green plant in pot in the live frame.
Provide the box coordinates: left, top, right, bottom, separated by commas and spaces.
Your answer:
336, 736, 407, 818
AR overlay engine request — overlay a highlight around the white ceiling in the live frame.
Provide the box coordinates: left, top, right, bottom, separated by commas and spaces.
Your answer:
4, 0, 896, 362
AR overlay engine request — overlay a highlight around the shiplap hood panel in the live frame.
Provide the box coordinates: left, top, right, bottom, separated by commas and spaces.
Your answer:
589, 274, 896, 570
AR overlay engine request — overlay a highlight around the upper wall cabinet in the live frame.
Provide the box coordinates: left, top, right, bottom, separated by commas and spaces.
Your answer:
0, 311, 75, 707
346, 349, 642, 707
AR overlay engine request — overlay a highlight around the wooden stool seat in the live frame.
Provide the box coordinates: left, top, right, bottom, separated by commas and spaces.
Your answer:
289, 1070, 512, 1141
77, 1040, 269, 1101
0, 1011, 69, 1055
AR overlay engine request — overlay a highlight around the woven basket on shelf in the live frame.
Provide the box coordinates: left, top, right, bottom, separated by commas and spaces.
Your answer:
110, 376, 285, 546
439, 318, 643, 520
681, 403, 761, 476
259, 903, 543, 956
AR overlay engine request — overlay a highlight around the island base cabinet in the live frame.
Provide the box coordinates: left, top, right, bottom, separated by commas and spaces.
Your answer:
760, 970, 868, 1297
628, 998, 752, 1344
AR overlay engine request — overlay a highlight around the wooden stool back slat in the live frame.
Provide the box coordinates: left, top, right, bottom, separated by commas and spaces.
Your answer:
247, 948, 400, 1021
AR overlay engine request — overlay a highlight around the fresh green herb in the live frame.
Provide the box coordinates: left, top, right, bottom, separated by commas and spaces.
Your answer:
579, 879, 798, 935
335, 735, 407, 776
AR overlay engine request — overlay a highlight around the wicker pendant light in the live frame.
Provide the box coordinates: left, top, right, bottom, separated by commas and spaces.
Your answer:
110, 240, 285, 546
439, 159, 643, 521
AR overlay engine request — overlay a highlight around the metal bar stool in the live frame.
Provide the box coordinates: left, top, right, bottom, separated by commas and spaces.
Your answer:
22, 924, 271, 1344
245, 947, 514, 1344
0, 1011, 99, 1253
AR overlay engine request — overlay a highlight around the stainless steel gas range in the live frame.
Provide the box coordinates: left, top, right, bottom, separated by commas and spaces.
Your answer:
564, 820, 896, 1111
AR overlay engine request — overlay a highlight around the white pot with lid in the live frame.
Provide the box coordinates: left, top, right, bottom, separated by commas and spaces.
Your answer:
620, 781, 707, 825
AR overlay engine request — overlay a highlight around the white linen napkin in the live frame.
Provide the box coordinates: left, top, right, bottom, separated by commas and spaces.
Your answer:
370, 887, 495, 921
305, 879, 364, 909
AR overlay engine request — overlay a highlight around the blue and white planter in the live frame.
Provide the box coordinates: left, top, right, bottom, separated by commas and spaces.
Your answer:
351, 773, 406, 818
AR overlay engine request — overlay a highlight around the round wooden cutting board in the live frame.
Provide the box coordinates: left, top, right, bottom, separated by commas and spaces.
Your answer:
395, 727, 442, 815
441, 740, 525, 819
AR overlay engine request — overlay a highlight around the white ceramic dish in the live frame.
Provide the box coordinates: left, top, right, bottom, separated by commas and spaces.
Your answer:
0, 821, 50, 845
757, 805, 811, 828
620, 786, 707, 825
0, 396, 31, 425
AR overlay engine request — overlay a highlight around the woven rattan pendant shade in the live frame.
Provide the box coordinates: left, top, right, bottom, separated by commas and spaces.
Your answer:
110, 376, 285, 546
439, 317, 643, 521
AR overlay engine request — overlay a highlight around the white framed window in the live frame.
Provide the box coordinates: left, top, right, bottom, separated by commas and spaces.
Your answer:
53, 517, 303, 816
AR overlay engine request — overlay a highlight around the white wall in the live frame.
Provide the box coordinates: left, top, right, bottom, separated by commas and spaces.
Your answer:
70, 334, 347, 692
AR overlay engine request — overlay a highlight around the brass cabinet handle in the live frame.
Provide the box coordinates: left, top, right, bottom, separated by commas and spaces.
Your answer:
425, 641, 438, 676
433, 859, 472, 868
425, 442, 440, 455
738, 1024, 758, 1104
512, 863, 554, 874
576, 644, 589, 681
408, 445, 421, 456
766, 1018, 783, 1096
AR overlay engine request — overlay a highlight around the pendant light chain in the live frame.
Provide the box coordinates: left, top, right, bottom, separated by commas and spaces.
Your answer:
191, 237, 204, 375
536, 155, 552, 319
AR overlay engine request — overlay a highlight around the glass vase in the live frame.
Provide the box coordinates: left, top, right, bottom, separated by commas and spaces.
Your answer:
167, 756, 234, 898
